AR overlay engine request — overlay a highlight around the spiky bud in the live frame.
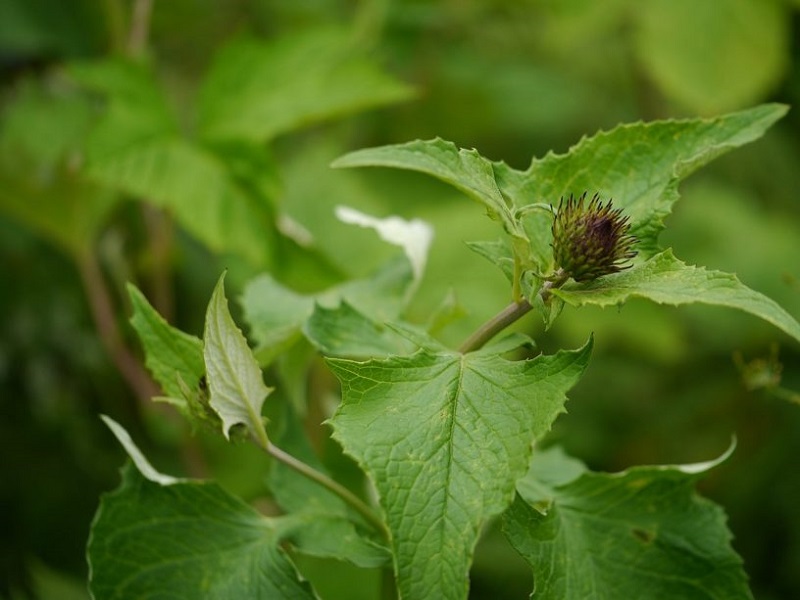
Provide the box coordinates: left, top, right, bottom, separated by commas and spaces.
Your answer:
551, 192, 637, 282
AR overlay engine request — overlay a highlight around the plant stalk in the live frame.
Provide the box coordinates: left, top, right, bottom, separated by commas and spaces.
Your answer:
458, 269, 570, 354
458, 300, 534, 354
127, 0, 154, 58
264, 441, 389, 539
76, 251, 159, 402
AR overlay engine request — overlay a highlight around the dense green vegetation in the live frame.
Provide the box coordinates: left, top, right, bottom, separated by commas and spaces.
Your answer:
1, 1, 799, 598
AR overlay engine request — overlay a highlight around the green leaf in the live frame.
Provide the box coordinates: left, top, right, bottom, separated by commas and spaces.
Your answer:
68, 58, 177, 144
633, 0, 788, 114
304, 301, 414, 358
503, 446, 751, 600
204, 274, 273, 442
128, 284, 204, 399
326, 340, 592, 600
240, 273, 315, 364
198, 29, 414, 143
465, 240, 514, 283
241, 256, 414, 364
91, 136, 276, 265
100, 415, 181, 486
332, 138, 524, 243
498, 104, 787, 262
332, 107, 785, 280
88, 464, 315, 599
280, 513, 390, 569
0, 80, 118, 256
550, 249, 800, 344
70, 58, 277, 265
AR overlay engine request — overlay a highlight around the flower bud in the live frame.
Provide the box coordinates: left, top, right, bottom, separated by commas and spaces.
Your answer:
551, 192, 637, 282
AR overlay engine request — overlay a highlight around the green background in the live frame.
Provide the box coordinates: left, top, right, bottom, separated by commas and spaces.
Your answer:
1, 0, 798, 598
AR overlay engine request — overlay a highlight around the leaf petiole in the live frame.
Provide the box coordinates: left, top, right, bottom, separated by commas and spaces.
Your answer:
263, 441, 390, 539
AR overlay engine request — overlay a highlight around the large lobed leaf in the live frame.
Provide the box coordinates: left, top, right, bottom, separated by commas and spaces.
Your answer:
551, 249, 800, 344
87, 464, 315, 600
503, 447, 752, 599
326, 339, 592, 600
333, 138, 516, 233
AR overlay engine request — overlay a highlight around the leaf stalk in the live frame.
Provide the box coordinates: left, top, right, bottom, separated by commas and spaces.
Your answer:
264, 441, 390, 540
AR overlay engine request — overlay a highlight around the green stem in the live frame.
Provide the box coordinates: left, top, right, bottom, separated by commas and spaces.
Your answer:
459, 269, 570, 354
458, 300, 534, 354
264, 441, 389, 539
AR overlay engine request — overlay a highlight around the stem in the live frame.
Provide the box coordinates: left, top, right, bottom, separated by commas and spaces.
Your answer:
458, 300, 534, 354
142, 205, 175, 321
265, 441, 389, 539
76, 251, 159, 402
458, 269, 570, 354
127, 0, 154, 58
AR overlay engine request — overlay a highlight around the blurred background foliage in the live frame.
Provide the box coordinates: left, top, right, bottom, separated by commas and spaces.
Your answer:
1, 0, 799, 598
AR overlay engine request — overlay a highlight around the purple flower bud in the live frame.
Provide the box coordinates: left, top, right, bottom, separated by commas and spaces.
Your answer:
551, 192, 637, 282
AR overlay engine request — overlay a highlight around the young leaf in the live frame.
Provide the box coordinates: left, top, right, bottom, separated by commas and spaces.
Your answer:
326, 340, 592, 600
503, 446, 751, 600
128, 283, 204, 398
198, 29, 414, 143
550, 249, 800, 344
204, 274, 273, 443
88, 464, 316, 599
